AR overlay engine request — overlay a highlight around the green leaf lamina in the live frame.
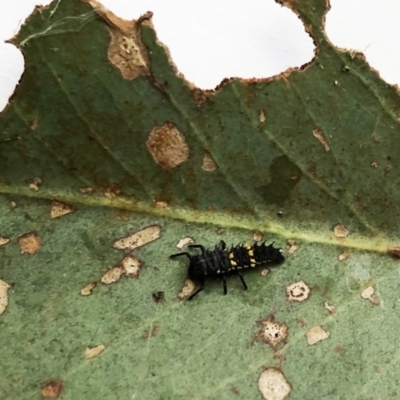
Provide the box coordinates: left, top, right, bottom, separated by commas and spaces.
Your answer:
1, 0, 400, 399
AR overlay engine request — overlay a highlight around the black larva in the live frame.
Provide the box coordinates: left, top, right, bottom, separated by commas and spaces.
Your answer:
170, 240, 284, 300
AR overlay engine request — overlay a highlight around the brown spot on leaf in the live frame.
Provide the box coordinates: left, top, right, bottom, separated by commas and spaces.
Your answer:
104, 184, 121, 199
101, 265, 124, 284
178, 279, 196, 300
84, 345, 105, 359
18, 232, 41, 255
333, 224, 349, 239
154, 200, 168, 208
334, 345, 343, 353
231, 386, 240, 395
30, 118, 39, 130
79, 187, 93, 194
0, 236, 10, 247
201, 152, 218, 171
296, 318, 306, 328
253, 230, 263, 242
286, 280, 310, 302
387, 246, 400, 259
286, 239, 299, 255
146, 123, 190, 169
259, 109, 266, 123
261, 269, 269, 277
0, 279, 11, 315
113, 225, 161, 250
312, 127, 330, 152
89, 0, 151, 79
324, 302, 337, 313
50, 201, 75, 219
142, 325, 160, 339
361, 285, 380, 305
255, 316, 288, 347
176, 237, 194, 249
258, 368, 291, 400
120, 256, 143, 278
338, 251, 349, 261
29, 177, 42, 191
306, 326, 330, 345
101, 256, 143, 284
80, 282, 97, 296
191, 88, 209, 107
40, 379, 63, 398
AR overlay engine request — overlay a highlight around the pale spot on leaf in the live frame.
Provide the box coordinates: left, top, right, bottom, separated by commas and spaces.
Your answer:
256, 316, 288, 347
306, 325, 330, 345
0, 279, 11, 315
333, 224, 349, 239
85, 345, 105, 359
178, 279, 196, 300
361, 285, 380, 305
0, 236, 10, 247
146, 123, 190, 169
113, 225, 161, 250
286, 280, 310, 302
258, 368, 291, 400
40, 379, 63, 398
312, 127, 330, 152
324, 302, 337, 313
18, 232, 41, 255
80, 282, 96, 296
177, 237, 194, 249
50, 201, 75, 219
29, 177, 42, 191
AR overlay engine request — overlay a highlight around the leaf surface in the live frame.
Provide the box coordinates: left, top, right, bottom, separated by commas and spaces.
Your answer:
1, 0, 400, 399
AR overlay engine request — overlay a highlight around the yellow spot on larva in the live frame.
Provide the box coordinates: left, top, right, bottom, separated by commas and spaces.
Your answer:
230, 260, 237, 266
250, 258, 256, 267
229, 252, 235, 259
248, 249, 254, 256
245, 243, 251, 249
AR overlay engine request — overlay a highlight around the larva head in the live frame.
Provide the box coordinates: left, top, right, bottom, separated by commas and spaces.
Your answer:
254, 242, 285, 265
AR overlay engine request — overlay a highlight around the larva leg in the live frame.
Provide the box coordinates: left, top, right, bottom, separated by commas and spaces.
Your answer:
219, 276, 227, 295
188, 244, 206, 255
188, 279, 205, 300
236, 272, 248, 290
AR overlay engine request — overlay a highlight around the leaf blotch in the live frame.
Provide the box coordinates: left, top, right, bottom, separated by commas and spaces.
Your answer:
80, 282, 96, 296
90, 0, 151, 80
0, 236, 10, 247
40, 379, 63, 398
84, 345, 105, 359
312, 127, 330, 152
255, 316, 288, 347
50, 201, 75, 219
18, 231, 41, 255
258, 368, 291, 400
361, 285, 380, 305
286, 280, 310, 302
146, 123, 190, 169
333, 224, 349, 239
260, 156, 302, 205
113, 225, 161, 250
201, 152, 218, 172
0, 279, 11, 315
306, 326, 330, 345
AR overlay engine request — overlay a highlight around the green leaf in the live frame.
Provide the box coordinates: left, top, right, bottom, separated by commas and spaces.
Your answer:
1, 0, 400, 398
